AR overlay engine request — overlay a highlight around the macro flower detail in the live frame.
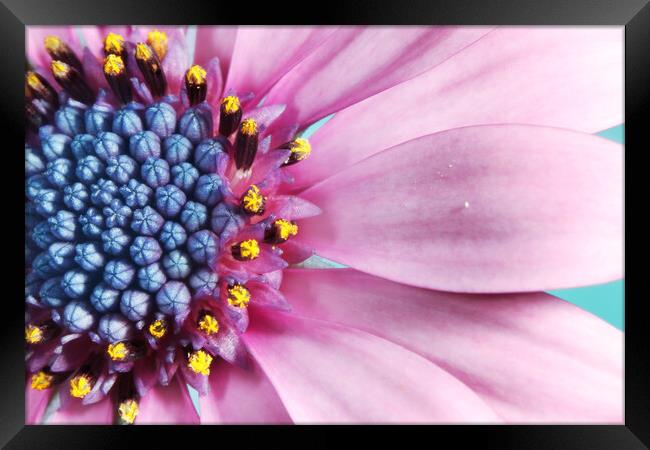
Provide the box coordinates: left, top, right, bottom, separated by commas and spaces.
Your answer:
26, 26, 623, 424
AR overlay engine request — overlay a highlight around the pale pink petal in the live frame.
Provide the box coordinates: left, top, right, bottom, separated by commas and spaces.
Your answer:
76, 26, 104, 57
279, 240, 314, 265
200, 359, 292, 424
294, 27, 623, 189
243, 310, 500, 423
224, 26, 338, 104
48, 396, 114, 424
264, 26, 492, 132
298, 125, 623, 292
195, 26, 237, 76
281, 268, 623, 423
137, 377, 199, 424
27, 26, 80, 69
25, 382, 53, 424
162, 29, 191, 97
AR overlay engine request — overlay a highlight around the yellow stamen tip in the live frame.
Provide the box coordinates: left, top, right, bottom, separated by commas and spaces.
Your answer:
25, 324, 43, 344
69, 375, 92, 398
31, 371, 53, 390
239, 239, 260, 260
240, 118, 258, 135
221, 95, 240, 114
148, 319, 167, 339
107, 342, 128, 361
242, 185, 265, 214
104, 32, 125, 54
104, 54, 125, 76
44, 35, 62, 52
26, 71, 43, 90
186, 65, 207, 85
198, 314, 219, 335
118, 399, 139, 424
135, 43, 153, 61
290, 138, 312, 161
188, 350, 213, 376
147, 30, 168, 60
275, 219, 299, 240
51, 60, 70, 78
227, 284, 251, 308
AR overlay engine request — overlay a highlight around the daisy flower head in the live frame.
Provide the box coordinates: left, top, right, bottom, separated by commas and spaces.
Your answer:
25, 25, 623, 424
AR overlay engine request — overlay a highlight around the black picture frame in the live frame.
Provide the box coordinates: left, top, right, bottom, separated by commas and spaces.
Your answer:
2, 0, 646, 448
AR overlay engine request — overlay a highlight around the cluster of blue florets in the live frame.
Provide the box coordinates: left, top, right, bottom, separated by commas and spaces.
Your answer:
25, 96, 243, 343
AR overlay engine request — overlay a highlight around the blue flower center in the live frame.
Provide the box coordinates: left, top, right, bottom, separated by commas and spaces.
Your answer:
26, 98, 235, 343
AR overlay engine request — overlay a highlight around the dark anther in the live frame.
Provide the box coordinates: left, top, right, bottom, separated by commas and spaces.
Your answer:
134, 43, 167, 98
44, 35, 84, 74
51, 60, 95, 104
103, 55, 132, 104
218, 96, 242, 136
184, 65, 207, 106
234, 119, 259, 171
25, 71, 59, 109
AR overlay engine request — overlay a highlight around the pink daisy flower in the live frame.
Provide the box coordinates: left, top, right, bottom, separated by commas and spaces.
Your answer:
24, 25, 623, 424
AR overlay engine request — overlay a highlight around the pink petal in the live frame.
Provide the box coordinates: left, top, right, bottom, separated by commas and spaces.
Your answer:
224, 26, 337, 104
280, 268, 623, 423
200, 359, 292, 424
243, 310, 500, 423
162, 29, 191, 97
264, 26, 492, 133
49, 395, 114, 424
294, 27, 623, 189
298, 125, 623, 292
266, 195, 322, 220
248, 280, 291, 311
25, 380, 53, 424
279, 240, 314, 265
195, 26, 237, 76
137, 377, 199, 424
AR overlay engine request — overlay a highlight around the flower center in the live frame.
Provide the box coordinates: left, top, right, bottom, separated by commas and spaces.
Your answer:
25, 31, 317, 424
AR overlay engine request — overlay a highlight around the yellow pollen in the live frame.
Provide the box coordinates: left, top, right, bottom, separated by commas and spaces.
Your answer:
69, 375, 92, 398
221, 95, 240, 114
107, 342, 129, 361
240, 118, 258, 135
186, 65, 207, 85
51, 60, 70, 78
242, 185, 265, 214
104, 54, 125, 76
118, 399, 139, 424
290, 138, 312, 161
104, 32, 125, 54
238, 239, 260, 260
25, 324, 43, 344
188, 350, 213, 376
274, 219, 299, 240
148, 319, 167, 339
26, 71, 43, 91
135, 42, 153, 60
44, 35, 63, 53
198, 314, 219, 335
31, 371, 53, 390
227, 284, 251, 308
147, 30, 168, 60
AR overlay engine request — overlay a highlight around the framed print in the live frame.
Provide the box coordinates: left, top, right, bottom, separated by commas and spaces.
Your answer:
1, 0, 646, 448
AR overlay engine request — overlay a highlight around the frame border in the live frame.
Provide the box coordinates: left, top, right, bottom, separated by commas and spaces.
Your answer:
2, 0, 646, 447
